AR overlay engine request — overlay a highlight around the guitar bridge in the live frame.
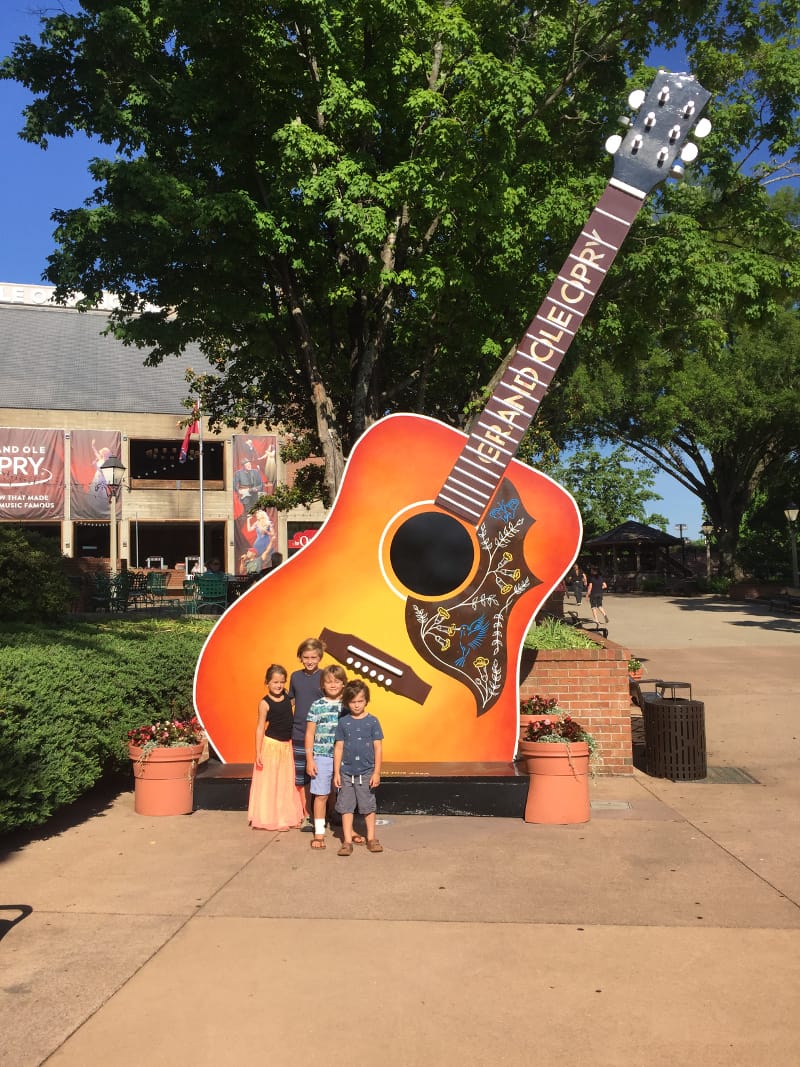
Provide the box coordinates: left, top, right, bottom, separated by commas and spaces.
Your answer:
319, 627, 431, 705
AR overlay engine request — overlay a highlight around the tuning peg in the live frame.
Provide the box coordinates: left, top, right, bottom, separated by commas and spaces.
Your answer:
668, 124, 682, 142
618, 114, 632, 128
605, 134, 623, 155
680, 143, 699, 163
628, 89, 646, 110
658, 86, 670, 104
694, 117, 712, 138
644, 111, 657, 129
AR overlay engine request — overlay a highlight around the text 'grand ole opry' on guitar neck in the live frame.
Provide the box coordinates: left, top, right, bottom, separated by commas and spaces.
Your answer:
195, 71, 711, 764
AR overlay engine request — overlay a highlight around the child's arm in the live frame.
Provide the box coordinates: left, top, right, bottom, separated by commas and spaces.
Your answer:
254, 698, 268, 770
370, 739, 382, 789
305, 719, 317, 779
333, 739, 344, 789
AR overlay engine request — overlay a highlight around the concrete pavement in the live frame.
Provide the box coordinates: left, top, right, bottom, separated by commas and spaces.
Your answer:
2, 594, 799, 1065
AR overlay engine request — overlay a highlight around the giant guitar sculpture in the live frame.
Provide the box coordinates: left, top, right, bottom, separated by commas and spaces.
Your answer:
196, 71, 711, 764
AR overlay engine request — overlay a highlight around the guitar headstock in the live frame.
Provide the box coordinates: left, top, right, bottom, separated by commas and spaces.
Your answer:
606, 70, 712, 196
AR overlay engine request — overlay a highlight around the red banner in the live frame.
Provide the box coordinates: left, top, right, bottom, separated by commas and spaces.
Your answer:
232, 434, 278, 575
0, 428, 65, 520
70, 430, 122, 520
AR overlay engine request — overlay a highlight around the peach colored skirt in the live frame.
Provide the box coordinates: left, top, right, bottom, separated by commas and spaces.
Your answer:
247, 736, 304, 831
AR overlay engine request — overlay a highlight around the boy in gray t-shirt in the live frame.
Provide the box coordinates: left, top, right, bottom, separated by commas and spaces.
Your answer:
334, 680, 384, 856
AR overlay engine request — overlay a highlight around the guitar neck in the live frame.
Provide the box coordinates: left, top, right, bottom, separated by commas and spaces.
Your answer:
436, 182, 644, 524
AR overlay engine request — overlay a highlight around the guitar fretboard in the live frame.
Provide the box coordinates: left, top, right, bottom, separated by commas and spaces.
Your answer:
436, 183, 643, 524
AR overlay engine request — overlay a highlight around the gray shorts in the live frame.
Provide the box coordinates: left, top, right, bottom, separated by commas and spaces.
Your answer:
335, 772, 377, 815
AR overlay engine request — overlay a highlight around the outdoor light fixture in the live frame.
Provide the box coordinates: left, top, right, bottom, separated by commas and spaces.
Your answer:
100, 455, 126, 497
99, 456, 127, 573
784, 503, 799, 588
700, 522, 713, 580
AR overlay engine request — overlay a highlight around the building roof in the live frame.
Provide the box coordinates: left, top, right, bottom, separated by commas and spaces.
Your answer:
583, 520, 682, 547
0, 301, 212, 416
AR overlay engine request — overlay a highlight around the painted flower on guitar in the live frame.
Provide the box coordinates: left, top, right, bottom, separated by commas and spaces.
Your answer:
409, 480, 539, 710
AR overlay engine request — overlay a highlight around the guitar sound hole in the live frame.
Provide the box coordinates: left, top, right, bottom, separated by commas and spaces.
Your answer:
390, 512, 474, 597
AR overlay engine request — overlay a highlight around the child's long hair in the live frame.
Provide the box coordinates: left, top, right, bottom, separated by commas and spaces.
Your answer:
342, 679, 370, 707
264, 663, 288, 683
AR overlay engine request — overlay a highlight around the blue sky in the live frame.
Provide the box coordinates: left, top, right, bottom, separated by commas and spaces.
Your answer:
0, 5, 704, 538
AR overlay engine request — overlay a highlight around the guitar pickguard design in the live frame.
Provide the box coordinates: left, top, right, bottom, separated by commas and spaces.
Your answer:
405, 477, 540, 714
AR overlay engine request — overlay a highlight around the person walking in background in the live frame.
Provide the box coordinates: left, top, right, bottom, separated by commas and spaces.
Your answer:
569, 562, 587, 605
247, 664, 304, 832
587, 566, 609, 625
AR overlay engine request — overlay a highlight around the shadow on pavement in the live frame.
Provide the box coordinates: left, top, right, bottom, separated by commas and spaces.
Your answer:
0, 769, 130, 862
663, 597, 800, 632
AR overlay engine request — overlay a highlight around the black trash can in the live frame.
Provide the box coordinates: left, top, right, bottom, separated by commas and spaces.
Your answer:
642, 697, 707, 781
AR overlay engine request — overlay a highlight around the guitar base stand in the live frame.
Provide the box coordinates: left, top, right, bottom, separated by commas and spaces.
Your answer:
195, 760, 529, 818
378, 762, 528, 817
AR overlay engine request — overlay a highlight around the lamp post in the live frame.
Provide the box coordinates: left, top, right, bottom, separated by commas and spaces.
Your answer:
100, 456, 126, 574
675, 523, 687, 567
784, 504, 799, 588
700, 522, 713, 580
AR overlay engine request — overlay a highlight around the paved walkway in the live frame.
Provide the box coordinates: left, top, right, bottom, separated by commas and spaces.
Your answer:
2, 595, 799, 1065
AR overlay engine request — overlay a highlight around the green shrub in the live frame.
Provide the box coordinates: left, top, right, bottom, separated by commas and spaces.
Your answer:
0, 527, 72, 620
523, 617, 597, 650
0, 616, 214, 833
694, 576, 732, 595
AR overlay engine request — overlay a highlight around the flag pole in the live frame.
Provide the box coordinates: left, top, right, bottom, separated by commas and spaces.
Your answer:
198, 410, 205, 573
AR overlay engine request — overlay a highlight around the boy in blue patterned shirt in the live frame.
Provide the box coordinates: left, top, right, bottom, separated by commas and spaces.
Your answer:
305, 664, 347, 850
334, 680, 384, 856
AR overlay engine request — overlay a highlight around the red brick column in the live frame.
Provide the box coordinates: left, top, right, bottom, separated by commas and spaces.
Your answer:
518, 637, 633, 775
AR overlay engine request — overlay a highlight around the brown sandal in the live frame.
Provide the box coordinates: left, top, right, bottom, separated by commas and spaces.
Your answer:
366, 839, 383, 853
310, 836, 326, 850
337, 842, 354, 857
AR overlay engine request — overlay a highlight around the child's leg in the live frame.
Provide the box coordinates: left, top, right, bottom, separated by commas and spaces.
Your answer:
312, 792, 328, 834
364, 811, 376, 840
340, 811, 354, 844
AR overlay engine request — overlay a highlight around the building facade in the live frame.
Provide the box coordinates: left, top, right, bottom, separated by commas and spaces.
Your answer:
0, 282, 325, 577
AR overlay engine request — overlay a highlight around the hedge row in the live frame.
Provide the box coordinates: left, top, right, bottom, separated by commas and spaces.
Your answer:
0, 616, 213, 834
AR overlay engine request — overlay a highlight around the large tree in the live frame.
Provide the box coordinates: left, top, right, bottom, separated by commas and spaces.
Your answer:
538, 446, 666, 540
558, 302, 800, 575
3, 1, 800, 520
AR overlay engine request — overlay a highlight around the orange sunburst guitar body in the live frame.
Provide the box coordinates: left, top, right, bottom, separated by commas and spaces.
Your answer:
196, 414, 580, 762
195, 71, 711, 765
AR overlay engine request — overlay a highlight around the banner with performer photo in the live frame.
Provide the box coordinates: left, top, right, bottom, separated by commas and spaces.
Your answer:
232, 434, 278, 576
70, 430, 123, 520
0, 427, 65, 520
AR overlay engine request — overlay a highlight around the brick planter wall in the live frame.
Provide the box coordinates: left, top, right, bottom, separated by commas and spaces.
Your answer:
518, 637, 633, 775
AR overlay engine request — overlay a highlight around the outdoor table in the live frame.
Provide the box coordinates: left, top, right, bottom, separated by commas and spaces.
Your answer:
656, 680, 692, 700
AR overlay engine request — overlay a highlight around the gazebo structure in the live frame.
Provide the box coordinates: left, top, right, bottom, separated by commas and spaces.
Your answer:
583, 521, 689, 590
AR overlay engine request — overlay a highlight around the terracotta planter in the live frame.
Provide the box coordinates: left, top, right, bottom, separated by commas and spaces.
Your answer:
629, 668, 643, 682
523, 741, 590, 824
128, 742, 204, 816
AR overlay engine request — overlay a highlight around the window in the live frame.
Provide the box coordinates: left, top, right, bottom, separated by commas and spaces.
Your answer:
128, 438, 223, 489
